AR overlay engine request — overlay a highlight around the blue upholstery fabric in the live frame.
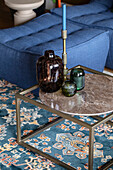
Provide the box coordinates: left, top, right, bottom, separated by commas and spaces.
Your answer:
70, 11, 113, 25
70, 11, 113, 69
0, 13, 109, 92
91, 0, 113, 8
51, 2, 113, 69
51, 2, 108, 19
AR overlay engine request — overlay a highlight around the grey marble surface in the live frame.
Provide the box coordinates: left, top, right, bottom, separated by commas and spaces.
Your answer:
39, 74, 113, 116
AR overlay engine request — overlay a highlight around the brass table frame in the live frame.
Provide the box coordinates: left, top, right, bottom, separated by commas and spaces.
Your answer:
15, 65, 113, 170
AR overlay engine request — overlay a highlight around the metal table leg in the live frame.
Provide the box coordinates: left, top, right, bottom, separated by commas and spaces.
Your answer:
89, 128, 94, 170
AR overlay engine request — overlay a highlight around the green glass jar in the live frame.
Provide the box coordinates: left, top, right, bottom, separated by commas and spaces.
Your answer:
62, 80, 77, 97
70, 68, 85, 91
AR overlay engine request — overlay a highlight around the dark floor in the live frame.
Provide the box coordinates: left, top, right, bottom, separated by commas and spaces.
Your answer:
0, 0, 89, 29
0, 0, 13, 29
0, 0, 47, 29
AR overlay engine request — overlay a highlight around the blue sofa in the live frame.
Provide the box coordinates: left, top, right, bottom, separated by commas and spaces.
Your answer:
52, 0, 113, 69
0, 0, 111, 93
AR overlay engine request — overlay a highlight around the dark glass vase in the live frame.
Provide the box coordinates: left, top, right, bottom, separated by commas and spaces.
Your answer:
36, 50, 64, 93
70, 68, 85, 91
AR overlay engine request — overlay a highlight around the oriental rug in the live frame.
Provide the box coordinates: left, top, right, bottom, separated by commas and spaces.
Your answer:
0, 78, 113, 170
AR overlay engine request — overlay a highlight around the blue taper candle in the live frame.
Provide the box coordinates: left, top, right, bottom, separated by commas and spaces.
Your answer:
62, 4, 66, 30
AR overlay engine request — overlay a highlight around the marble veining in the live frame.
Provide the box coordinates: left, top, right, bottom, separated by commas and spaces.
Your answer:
39, 74, 113, 116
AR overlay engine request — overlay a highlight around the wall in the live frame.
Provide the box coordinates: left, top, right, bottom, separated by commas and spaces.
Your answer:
62, 0, 90, 5
46, 0, 56, 9
46, 0, 90, 9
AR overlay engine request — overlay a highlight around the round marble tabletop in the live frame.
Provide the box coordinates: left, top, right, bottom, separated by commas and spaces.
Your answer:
39, 74, 113, 116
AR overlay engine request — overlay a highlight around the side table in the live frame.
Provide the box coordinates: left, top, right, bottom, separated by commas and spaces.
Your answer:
15, 65, 113, 170
4, 0, 44, 25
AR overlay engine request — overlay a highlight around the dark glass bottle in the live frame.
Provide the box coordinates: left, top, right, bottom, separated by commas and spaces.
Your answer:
36, 50, 64, 93
70, 68, 85, 91
62, 80, 77, 97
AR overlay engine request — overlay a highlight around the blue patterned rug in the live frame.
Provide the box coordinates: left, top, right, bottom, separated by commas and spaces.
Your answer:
0, 78, 113, 170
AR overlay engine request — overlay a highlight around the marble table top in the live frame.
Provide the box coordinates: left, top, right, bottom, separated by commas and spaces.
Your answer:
39, 74, 113, 116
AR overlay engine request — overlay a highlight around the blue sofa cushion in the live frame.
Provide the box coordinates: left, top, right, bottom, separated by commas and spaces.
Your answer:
0, 13, 62, 46
70, 10, 113, 70
0, 13, 109, 92
51, 2, 108, 19
0, 15, 81, 52
71, 11, 113, 25
91, 0, 113, 8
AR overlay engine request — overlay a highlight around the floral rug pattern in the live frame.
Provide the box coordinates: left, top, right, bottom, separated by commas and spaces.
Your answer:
0, 78, 113, 170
